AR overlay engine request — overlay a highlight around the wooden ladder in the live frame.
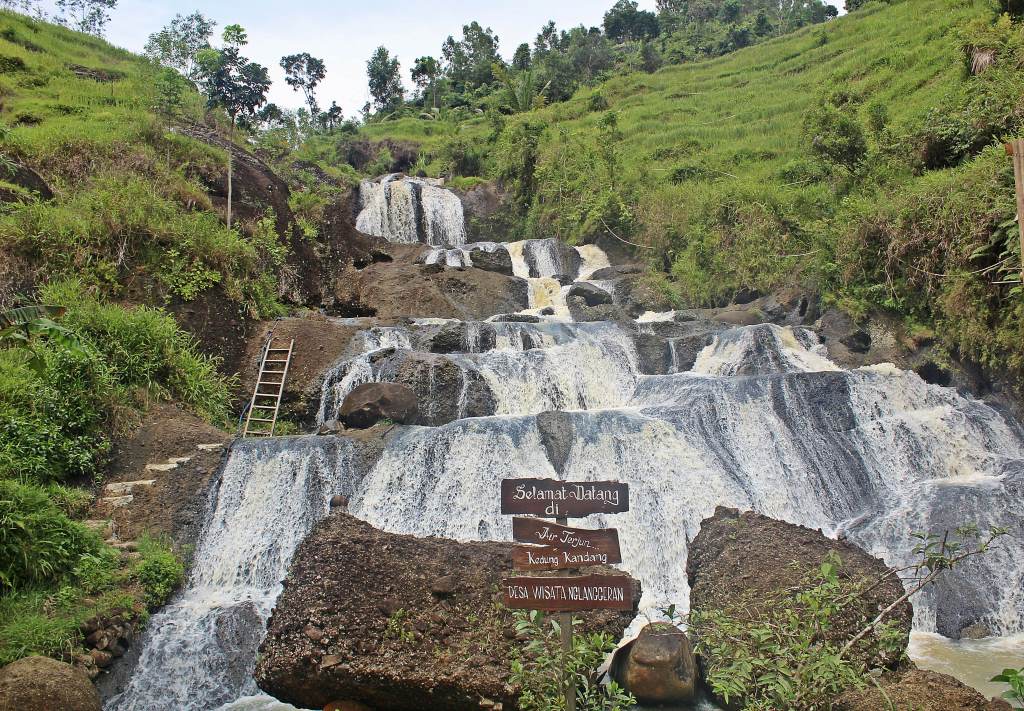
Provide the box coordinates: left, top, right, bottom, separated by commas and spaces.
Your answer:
242, 336, 294, 437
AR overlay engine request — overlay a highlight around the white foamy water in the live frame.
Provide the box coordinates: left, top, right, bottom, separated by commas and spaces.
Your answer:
108, 439, 353, 711
356, 174, 466, 246
114, 238, 1024, 710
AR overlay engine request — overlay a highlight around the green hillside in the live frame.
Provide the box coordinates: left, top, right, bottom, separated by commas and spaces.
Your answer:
365, 0, 1024, 388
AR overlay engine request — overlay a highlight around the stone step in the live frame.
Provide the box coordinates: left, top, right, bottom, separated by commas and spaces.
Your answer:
197, 442, 224, 451
103, 479, 156, 495
145, 456, 192, 472
100, 495, 133, 508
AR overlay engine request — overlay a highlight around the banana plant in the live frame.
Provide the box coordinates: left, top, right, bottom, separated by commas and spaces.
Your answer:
0, 305, 85, 372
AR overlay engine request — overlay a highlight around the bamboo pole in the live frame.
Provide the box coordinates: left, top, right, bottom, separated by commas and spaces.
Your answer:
1004, 140, 1024, 284
556, 515, 575, 711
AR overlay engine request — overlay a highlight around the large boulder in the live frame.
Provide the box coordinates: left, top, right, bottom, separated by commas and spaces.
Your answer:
353, 249, 529, 321
256, 512, 638, 711
428, 322, 498, 354
567, 296, 630, 324
339, 382, 418, 429
609, 622, 697, 705
567, 282, 613, 307
0, 656, 101, 711
613, 274, 677, 317
469, 248, 514, 276
687, 508, 912, 677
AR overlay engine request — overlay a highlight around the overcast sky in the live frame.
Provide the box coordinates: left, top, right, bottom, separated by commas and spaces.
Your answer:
39, 1, 658, 117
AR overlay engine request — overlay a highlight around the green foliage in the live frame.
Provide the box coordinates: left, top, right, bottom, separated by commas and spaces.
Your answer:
134, 535, 184, 607
531, 112, 632, 243
0, 479, 99, 591
803, 96, 868, 172
41, 280, 234, 423
991, 668, 1024, 709
366, 45, 404, 113
0, 341, 118, 482
383, 608, 416, 644
494, 117, 548, 208
690, 554, 871, 710
510, 610, 635, 711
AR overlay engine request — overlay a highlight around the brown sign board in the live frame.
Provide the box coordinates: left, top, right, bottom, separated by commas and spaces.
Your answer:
503, 575, 635, 611
511, 518, 621, 570
500, 478, 629, 518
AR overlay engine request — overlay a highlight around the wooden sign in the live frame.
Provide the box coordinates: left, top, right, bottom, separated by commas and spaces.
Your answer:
511, 517, 621, 570
503, 575, 635, 611
501, 478, 629, 518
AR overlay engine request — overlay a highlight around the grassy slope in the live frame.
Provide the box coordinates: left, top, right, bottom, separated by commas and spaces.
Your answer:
0, 13, 231, 665
364, 0, 980, 184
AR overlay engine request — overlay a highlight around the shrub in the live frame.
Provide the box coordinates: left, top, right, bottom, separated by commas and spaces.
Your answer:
803, 101, 867, 172
134, 536, 184, 607
0, 479, 100, 592
510, 610, 635, 711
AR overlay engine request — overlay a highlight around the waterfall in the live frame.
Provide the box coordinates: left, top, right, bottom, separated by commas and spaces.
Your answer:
355, 174, 466, 247
113, 238, 1024, 710
107, 438, 355, 711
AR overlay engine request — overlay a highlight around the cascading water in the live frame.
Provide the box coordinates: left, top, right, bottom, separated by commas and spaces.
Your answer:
114, 238, 1024, 710
108, 438, 355, 711
355, 174, 466, 246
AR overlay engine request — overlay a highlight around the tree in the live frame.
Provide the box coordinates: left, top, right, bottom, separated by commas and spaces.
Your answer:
153, 67, 188, 119
411, 55, 441, 108
442, 21, 500, 93
512, 43, 532, 70
603, 0, 660, 42
366, 46, 404, 113
196, 24, 271, 230
144, 12, 216, 82
55, 0, 116, 36
322, 101, 343, 130
280, 52, 326, 117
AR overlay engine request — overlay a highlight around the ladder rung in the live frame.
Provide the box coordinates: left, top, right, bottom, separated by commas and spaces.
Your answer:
247, 417, 275, 423
257, 380, 283, 386
264, 359, 289, 363
252, 405, 277, 410
267, 348, 291, 352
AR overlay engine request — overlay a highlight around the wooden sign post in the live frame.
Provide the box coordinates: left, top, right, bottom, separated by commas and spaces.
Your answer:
1004, 139, 1024, 284
501, 478, 632, 711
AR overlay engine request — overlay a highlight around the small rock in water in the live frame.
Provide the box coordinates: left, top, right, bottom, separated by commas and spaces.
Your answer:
567, 282, 613, 307
330, 494, 349, 509
539, 307, 555, 316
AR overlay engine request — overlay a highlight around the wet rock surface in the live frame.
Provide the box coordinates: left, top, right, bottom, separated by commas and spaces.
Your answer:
687, 507, 912, 675
256, 512, 637, 711
467, 247, 514, 276
368, 350, 497, 426
835, 668, 1008, 710
339, 382, 419, 429
523, 238, 582, 279
0, 656, 102, 711
610, 622, 697, 705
